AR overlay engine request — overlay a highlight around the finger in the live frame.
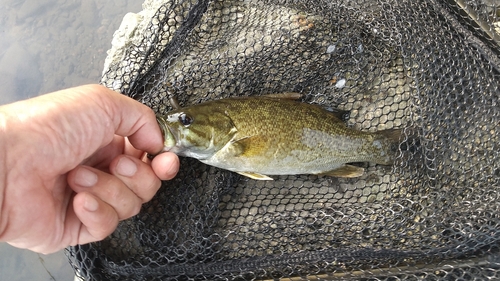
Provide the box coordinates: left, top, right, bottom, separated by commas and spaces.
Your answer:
152, 152, 180, 181
83, 136, 143, 170
67, 166, 143, 220
123, 137, 147, 159
109, 155, 162, 202
72, 192, 119, 243
82, 135, 125, 170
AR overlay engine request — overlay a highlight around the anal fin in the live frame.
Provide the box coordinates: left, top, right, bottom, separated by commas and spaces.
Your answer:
318, 165, 364, 178
237, 172, 274, 180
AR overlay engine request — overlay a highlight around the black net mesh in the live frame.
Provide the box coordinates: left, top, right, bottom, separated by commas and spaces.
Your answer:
66, 0, 500, 280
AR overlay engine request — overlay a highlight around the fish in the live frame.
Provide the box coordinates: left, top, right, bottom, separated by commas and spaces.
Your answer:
156, 93, 401, 180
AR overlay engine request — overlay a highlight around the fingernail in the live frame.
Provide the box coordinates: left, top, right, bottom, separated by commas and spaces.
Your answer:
74, 167, 98, 187
83, 195, 99, 212
116, 156, 137, 177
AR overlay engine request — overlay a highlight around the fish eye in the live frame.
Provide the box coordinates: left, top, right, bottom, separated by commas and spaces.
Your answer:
178, 113, 193, 126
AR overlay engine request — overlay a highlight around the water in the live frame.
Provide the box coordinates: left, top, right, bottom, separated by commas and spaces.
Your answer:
0, 0, 143, 105
0, 0, 143, 280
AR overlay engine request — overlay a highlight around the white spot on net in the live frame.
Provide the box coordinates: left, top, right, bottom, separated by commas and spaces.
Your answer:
335, 78, 346, 88
357, 44, 364, 53
112, 80, 122, 91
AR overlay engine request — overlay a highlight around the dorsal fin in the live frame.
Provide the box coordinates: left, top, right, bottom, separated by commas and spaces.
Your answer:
261, 92, 303, 100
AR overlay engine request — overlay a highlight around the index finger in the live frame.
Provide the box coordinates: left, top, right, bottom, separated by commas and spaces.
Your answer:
72, 84, 164, 154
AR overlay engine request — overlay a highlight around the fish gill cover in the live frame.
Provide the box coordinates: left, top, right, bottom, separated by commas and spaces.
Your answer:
67, 0, 500, 280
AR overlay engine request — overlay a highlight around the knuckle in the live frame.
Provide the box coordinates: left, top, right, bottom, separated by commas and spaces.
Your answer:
91, 215, 118, 241
103, 180, 122, 200
120, 199, 142, 220
141, 178, 161, 202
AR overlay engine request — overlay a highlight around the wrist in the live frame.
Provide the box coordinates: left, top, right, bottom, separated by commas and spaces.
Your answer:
0, 108, 8, 240
0, 104, 28, 242
0, 102, 39, 244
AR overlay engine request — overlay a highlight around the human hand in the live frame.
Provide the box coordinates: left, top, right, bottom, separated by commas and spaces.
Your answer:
0, 84, 179, 254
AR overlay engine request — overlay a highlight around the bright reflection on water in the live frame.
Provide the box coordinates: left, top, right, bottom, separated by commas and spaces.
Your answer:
0, 0, 143, 280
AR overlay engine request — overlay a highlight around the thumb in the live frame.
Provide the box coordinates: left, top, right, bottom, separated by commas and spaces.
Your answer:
71, 84, 164, 154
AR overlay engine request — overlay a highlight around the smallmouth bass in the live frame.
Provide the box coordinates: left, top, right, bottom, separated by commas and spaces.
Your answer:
157, 94, 401, 180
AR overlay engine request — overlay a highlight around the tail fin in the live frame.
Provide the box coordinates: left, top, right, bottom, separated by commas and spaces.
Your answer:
373, 128, 402, 165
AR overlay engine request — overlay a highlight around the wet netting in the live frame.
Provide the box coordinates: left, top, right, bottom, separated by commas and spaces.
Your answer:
67, 0, 500, 280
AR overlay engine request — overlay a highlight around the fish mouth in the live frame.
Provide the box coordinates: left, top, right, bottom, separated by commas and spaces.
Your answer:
156, 115, 177, 152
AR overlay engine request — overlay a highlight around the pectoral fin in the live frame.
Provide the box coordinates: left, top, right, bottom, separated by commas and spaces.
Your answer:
230, 135, 268, 157
318, 165, 365, 178
237, 172, 274, 180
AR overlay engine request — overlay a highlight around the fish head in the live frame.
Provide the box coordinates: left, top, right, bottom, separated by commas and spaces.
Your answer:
157, 107, 237, 160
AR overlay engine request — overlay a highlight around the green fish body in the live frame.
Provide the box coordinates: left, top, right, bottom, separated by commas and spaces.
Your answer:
157, 94, 400, 180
